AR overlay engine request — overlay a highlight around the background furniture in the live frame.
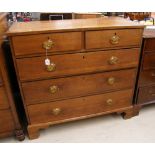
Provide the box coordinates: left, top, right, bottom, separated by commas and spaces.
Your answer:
7, 17, 144, 139
40, 12, 73, 20
135, 29, 155, 107
124, 12, 151, 21
0, 13, 24, 140
73, 12, 102, 19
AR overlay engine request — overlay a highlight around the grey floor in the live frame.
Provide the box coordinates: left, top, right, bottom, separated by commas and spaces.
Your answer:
1, 104, 155, 143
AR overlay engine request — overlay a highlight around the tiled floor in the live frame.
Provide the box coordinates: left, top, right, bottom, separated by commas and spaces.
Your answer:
1, 104, 155, 143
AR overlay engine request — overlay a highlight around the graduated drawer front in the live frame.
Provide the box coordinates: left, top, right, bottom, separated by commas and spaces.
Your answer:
28, 89, 132, 124
12, 32, 82, 56
17, 48, 139, 82
137, 86, 155, 104
139, 70, 155, 86
0, 109, 15, 133
0, 87, 9, 110
143, 38, 155, 52
143, 52, 155, 70
85, 29, 143, 49
22, 69, 136, 105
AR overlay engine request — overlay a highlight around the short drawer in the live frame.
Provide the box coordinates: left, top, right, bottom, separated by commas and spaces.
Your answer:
139, 70, 155, 86
137, 86, 155, 104
0, 87, 9, 110
143, 52, 155, 70
17, 48, 139, 82
86, 29, 143, 50
22, 69, 136, 105
143, 38, 155, 52
12, 32, 82, 56
28, 89, 132, 124
0, 109, 15, 133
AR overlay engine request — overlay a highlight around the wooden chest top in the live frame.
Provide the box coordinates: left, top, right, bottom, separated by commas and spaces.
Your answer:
7, 17, 144, 36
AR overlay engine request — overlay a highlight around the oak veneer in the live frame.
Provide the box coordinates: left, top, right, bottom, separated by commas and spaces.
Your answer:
85, 29, 143, 50
16, 48, 139, 82
7, 17, 144, 139
7, 17, 143, 36
12, 32, 83, 56
28, 89, 133, 124
22, 69, 136, 105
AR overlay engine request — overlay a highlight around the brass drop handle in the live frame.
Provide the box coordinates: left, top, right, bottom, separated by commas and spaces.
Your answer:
46, 63, 56, 72
106, 99, 113, 105
108, 56, 118, 65
108, 77, 115, 85
43, 39, 54, 50
49, 85, 59, 94
52, 108, 61, 115
110, 34, 120, 45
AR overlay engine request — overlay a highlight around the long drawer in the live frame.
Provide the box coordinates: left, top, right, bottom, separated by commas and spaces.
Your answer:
137, 86, 155, 104
17, 48, 139, 81
12, 32, 82, 56
143, 38, 155, 52
28, 89, 132, 124
0, 87, 9, 110
143, 52, 155, 70
0, 109, 15, 133
22, 69, 136, 105
86, 29, 143, 50
139, 69, 155, 86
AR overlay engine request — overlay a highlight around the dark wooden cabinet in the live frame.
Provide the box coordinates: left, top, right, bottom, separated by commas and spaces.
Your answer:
7, 17, 144, 139
0, 13, 25, 140
135, 29, 155, 106
40, 13, 73, 20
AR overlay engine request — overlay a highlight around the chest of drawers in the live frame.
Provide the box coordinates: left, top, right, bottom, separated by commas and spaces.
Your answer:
7, 17, 144, 139
0, 13, 24, 140
135, 29, 155, 106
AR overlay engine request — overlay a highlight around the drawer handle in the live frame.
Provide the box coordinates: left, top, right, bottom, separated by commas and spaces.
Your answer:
110, 34, 120, 45
52, 108, 61, 115
106, 99, 113, 105
43, 39, 54, 50
108, 77, 115, 85
46, 63, 56, 72
49, 85, 59, 94
108, 56, 118, 65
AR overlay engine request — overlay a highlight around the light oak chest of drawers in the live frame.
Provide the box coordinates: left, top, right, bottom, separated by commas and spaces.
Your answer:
7, 17, 144, 139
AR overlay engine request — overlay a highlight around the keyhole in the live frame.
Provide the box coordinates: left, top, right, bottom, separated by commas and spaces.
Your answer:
114, 32, 117, 35
83, 56, 85, 59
